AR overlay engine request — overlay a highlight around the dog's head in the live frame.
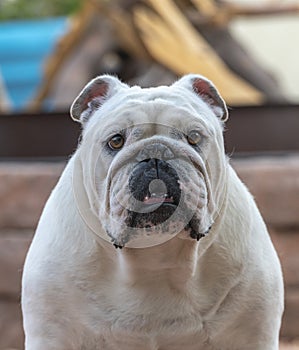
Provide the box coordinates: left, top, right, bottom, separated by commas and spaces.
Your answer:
71, 74, 228, 248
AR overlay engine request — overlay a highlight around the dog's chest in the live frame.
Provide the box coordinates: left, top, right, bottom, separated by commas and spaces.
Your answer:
82, 281, 209, 349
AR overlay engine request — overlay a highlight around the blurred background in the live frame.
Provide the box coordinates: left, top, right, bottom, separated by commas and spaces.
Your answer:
0, 0, 299, 349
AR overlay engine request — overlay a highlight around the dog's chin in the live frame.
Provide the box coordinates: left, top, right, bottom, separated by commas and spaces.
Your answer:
125, 202, 177, 229
105, 203, 210, 248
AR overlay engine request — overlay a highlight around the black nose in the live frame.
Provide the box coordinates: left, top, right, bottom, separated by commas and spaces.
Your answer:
128, 158, 180, 204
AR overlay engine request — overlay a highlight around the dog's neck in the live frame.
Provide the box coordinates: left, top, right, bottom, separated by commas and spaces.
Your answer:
101, 236, 202, 286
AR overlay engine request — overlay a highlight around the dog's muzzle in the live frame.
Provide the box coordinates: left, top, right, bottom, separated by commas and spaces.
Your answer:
127, 156, 181, 228
103, 141, 212, 248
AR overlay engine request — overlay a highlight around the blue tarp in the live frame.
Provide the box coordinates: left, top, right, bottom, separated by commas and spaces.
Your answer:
0, 17, 68, 110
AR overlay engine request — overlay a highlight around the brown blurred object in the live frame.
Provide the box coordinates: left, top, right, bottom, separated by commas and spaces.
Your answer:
28, 0, 299, 111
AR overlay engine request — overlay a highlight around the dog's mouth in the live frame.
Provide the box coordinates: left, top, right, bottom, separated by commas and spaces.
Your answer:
126, 186, 180, 229
142, 194, 175, 205
140, 189, 178, 211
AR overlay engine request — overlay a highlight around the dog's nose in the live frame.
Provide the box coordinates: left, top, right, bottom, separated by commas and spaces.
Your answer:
136, 143, 174, 162
128, 157, 181, 205
140, 158, 170, 179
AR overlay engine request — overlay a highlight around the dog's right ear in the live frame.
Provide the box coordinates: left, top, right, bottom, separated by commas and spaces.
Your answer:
70, 75, 128, 123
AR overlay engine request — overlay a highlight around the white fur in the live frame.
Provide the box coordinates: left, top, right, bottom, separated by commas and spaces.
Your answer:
22, 75, 284, 350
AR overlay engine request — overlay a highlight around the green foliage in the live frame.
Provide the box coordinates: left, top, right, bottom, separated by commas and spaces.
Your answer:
0, 0, 82, 20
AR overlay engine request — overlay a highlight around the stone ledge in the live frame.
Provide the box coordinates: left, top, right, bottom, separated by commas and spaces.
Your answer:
0, 162, 65, 229
1, 156, 299, 229
232, 155, 299, 229
0, 230, 33, 297
0, 301, 24, 350
271, 230, 299, 287
280, 342, 299, 350
281, 288, 299, 340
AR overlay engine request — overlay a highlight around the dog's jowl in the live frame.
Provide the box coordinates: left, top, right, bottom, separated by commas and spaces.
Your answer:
22, 74, 284, 350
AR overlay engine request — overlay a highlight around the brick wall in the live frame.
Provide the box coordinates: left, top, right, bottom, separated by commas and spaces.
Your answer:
0, 156, 298, 349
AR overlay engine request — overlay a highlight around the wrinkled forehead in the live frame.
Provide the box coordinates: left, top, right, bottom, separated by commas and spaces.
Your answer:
86, 85, 220, 134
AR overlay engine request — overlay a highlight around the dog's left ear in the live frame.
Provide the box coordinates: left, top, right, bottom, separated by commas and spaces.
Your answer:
174, 74, 229, 122
70, 75, 129, 123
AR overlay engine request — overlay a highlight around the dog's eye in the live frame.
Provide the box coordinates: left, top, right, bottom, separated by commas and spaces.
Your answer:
108, 134, 125, 150
187, 130, 202, 146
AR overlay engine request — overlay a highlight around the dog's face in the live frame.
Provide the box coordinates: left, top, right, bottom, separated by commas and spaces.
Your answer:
71, 75, 228, 248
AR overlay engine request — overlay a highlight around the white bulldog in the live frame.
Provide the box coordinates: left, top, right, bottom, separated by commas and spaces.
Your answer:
22, 74, 284, 350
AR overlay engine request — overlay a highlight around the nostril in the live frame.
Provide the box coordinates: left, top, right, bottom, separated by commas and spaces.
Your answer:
144, 167, 157, 178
